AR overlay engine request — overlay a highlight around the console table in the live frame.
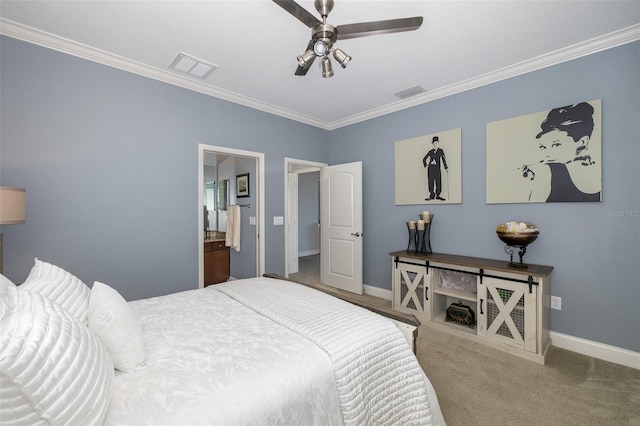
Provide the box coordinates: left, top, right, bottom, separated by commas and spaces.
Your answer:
390, 251, 553, 364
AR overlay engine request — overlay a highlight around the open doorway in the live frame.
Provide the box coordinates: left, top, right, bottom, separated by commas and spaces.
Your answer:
198, 144, 265, 288
284, 158, 326, 285
284, 158, 364, 294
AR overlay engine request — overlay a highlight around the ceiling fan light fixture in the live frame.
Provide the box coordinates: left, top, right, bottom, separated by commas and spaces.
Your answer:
297, 49, 316, 68
273, 0, 423, 78
333, 48, 351, 68
314, 40, 328, 56
321, 56, 334, 78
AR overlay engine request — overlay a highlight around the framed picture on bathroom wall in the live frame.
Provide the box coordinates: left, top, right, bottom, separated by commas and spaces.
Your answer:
486, 99, 602, 204
394, 128, 462, 205
236, 173, 250, 198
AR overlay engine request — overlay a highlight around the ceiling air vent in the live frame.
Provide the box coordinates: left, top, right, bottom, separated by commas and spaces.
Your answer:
393, 85, 426, 100
169, 53, 218, 79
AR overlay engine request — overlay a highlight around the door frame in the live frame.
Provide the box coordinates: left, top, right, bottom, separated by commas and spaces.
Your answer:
199, 144, 265, 288
286, 172, 299, 274
284, 157, 327, 278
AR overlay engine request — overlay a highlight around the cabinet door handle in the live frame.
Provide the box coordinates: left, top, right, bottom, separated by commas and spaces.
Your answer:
480, 299, 484, 315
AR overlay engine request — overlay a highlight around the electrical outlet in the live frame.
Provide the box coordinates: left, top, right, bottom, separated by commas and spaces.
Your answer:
550, 296, 562, 310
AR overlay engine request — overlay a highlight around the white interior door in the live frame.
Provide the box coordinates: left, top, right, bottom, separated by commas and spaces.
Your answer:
321, 161, 363, 294
287, 172, 299, 274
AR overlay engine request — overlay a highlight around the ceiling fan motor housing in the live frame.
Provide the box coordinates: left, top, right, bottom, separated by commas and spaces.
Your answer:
312, 23, 337, 55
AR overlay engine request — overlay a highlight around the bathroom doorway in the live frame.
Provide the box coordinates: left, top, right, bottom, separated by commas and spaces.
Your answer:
198, 144, 265, 288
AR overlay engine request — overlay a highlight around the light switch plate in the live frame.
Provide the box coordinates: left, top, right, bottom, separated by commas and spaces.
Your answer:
249, 216, 256, 225
273, 216, 284, 226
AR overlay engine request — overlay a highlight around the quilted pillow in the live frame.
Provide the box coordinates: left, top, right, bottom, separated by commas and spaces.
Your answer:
0, 273, 16, 288
0, 280, 114, 425
20, 258, 90, 324
88, 281, 147, 372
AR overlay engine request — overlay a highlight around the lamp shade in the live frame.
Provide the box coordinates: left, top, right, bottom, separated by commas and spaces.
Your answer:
297, 49, 315, 68
0, 187, 26, 225
321, 57, 333, 78
333, 48, 351, 68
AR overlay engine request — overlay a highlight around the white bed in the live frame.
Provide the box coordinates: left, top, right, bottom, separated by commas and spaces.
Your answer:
1, 260, 445, 425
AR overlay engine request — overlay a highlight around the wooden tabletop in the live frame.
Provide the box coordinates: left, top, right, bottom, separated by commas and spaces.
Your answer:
390, 251, 553, 278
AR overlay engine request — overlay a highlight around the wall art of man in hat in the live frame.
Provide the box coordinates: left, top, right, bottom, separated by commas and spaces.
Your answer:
521, 102, 601, 202
422, 136, 448, 200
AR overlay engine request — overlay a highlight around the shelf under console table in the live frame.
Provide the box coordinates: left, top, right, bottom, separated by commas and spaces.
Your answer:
390, 251, 553, 364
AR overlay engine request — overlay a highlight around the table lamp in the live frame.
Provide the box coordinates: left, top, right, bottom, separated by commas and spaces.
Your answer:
0, 186, 26, 274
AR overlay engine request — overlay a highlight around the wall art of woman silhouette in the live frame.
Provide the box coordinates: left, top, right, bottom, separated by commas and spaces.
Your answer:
521, 102, 601, 202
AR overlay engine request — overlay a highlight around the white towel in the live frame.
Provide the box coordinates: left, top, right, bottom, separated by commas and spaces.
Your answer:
225, 205, 241, 252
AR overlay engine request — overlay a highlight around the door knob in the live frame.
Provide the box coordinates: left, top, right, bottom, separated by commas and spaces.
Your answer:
351, 232, 361, 237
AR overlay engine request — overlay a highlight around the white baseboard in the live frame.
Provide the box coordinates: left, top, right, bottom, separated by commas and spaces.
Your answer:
363, 284, 639, 370
550, 331, 640, 370
298, 249, 320, 257
364, 284, 392, 300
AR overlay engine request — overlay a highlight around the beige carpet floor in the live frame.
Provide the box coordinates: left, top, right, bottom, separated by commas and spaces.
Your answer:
417, 325, 640, 425
290, 254, 640, 425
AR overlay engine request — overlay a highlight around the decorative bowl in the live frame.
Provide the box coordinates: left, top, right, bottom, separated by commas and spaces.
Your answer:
496, 230, 539, 247
496, 221, 539, 268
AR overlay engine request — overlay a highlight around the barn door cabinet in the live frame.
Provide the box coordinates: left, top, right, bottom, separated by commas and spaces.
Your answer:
390, 251, 553, 364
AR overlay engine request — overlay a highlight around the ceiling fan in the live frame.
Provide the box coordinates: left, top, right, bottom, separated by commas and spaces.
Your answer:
273, 0, 423, 78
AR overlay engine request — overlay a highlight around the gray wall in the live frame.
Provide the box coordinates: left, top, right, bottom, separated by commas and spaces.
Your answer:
327, 41, 640, 352
0, 36, 329, 300
1, 36, 638, 352
227, 156, 257, 280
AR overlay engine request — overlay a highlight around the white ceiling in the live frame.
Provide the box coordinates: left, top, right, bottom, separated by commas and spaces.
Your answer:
1, 1, 639, 130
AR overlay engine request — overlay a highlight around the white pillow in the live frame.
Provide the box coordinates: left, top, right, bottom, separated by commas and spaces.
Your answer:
0, 276, 10, 322
88, 281, 147, 372
0, 281, 114, 425
20, 258, 90, 324
0, 273, 16, 288
0, 275, 15, 317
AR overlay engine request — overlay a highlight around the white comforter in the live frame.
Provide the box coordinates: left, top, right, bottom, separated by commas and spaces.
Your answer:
105, 277, 444, 425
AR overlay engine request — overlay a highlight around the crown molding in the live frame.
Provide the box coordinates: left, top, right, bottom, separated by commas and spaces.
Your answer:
0, 18, 329, 129
327, 23, 640, 130
2, 18, 638, 131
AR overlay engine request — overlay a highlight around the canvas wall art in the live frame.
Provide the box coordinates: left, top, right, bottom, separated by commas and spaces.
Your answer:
486, 99, 602, 204
395, 128, 462, 205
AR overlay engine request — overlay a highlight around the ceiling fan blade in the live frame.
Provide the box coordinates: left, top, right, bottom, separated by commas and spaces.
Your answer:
273, 0, 322, 28
337, 16, 423, 40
